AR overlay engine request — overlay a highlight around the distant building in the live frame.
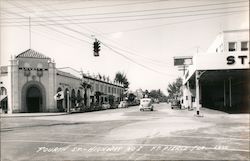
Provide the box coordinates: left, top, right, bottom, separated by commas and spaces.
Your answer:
182, 29, 249, 113
0, 49, 124, 113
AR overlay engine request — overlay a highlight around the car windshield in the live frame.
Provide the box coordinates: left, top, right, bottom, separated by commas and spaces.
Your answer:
141, 99, 151, 103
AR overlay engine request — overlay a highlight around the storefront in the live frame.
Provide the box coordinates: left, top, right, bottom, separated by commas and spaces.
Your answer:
182, 29, 249, 114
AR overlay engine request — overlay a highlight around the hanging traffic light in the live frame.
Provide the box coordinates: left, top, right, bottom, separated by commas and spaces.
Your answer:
93, 39, 100, 56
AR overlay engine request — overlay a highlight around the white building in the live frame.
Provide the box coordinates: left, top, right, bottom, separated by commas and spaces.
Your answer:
0, 49, 125, 113
182, 29, 249, 114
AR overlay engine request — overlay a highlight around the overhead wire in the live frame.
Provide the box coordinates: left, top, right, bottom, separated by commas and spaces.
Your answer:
2, 0, 247, 75
1, 4, 92, 45
6, 0, 177, 74
101, 41, 179, 77
2, 9, 247, 26
102, 12, 247, 34
1, 5, 247, 24
0, 0, 74, 10
34, 0, 176, 72
6, 1, 93, 44
32, 0, 174, 68
10, 0, 164, 14
1, 0, 248, 21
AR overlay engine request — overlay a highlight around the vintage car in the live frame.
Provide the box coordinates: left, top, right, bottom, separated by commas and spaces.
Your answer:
139, 98, 154, 111
118, 101, 128, 108
171, 99, 181, 109
101, 102, 111, 110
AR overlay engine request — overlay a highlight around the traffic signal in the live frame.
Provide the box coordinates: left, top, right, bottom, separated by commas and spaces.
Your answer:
93, 39, 100, 56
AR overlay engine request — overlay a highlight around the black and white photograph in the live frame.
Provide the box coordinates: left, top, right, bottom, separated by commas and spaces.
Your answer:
0, 0, 249, 160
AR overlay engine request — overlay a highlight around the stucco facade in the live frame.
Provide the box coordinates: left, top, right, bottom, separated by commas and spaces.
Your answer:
182, 29, 250, 113
0, 49, 125, 113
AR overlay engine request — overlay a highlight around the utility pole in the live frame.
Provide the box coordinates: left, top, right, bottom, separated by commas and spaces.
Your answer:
29, 17, 31, 49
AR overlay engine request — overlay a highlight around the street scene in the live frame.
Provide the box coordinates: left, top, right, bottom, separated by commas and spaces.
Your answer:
0, 0, 249, 160
1, 104, 249, 160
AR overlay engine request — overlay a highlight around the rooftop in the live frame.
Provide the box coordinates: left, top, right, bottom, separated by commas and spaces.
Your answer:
16, 49, 51, 59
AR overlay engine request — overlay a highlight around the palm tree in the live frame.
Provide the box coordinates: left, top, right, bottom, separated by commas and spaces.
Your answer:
114, 72, 129, 89
167, 77, 183, 99
81, 81, 92, 106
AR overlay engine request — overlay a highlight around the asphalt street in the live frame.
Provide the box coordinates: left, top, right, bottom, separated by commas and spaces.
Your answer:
1, 103, 249, 160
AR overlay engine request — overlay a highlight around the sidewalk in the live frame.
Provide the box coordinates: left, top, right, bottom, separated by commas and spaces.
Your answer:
0, 112, 67, 118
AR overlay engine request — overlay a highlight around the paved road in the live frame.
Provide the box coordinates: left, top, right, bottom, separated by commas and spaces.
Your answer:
1, 103, 249, 160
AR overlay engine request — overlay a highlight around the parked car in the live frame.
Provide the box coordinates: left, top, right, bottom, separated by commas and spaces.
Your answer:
171, 100, 181, 109
101, 102, 111, 110
118, 101, 128, 108
154, 99, 160, 104
139, 98, 154, 111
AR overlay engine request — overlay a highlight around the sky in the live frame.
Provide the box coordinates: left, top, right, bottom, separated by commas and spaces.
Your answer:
0, 0, 249, 95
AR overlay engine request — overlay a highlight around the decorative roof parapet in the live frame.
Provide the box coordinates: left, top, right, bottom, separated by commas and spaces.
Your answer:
16, 49, 51, 60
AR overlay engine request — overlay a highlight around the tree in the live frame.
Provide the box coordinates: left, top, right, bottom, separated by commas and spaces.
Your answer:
114, 72, 129, 89
149, 89, 161, 99
80, 82, 92, 106
127, 93, 136, 102
167, 77, 183, 99
148, 89, 167, 102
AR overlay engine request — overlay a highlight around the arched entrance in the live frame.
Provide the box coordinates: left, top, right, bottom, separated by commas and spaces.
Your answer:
21, 81, 46, 112
64, 88, 69, 111
26, 86, 42, 112
0, 87, 8, 113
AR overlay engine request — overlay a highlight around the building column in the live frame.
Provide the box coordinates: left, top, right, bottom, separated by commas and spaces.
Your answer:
187, 81, 191, 110
223, 80, 226, 107
195, 71, 201, 115
229, 77, 232, 108
67, 90, 70, 113
8, 57, 19, 114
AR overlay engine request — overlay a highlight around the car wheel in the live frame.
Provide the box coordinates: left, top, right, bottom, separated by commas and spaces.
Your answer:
151, 108, 153, 111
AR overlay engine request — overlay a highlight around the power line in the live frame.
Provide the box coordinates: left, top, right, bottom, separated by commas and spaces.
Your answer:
0, 0, 74, 10
4, 1, 93, 43
1, 5, 247, 24
34, 0, 173, 68
3, 0, 163, 14
103, 12, 246, 34
1, 0, 248, 21
30, 0, 173, 69
24, 1, 177, 76
101, 41, 179, 77
1, 5, 92, 45
2, 9, 247, 26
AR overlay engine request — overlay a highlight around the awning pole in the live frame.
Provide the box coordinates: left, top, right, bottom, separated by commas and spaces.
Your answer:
229, 77, 232, 107
195, 71, 200, 115
224, 80, 226, 107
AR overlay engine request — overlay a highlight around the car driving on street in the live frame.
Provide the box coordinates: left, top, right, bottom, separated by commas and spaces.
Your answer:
139, 98, 154, 111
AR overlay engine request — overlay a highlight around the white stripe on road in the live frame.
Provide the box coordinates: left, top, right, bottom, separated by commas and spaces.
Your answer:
2, 139, 250, 153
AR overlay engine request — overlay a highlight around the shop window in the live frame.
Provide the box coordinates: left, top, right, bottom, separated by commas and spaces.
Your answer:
241, 41, 248, 51
228, 42, 237, 52
186, 96, 188, 100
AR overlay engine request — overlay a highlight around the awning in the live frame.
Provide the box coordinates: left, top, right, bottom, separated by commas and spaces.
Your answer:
0, 95, 7, 102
